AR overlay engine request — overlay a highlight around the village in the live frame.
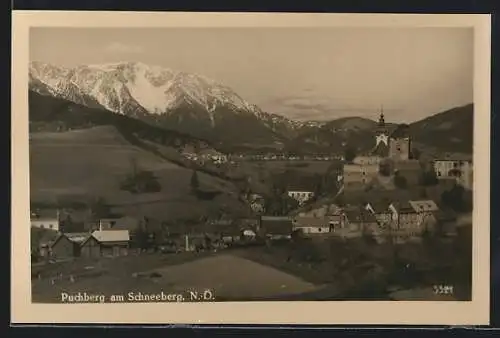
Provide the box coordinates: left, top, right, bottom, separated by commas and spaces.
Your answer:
30, 111, 473, 300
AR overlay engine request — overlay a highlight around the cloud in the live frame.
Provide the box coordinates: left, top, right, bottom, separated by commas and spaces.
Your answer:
263, 94, 404, 121
105, 42, 144, 54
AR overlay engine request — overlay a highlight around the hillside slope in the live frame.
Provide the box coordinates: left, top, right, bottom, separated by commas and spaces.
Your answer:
409, 104, 473, 154
29, 125, 251, 221
286, 105, 473, 155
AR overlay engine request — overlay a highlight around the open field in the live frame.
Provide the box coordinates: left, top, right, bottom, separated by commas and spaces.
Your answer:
31, 251, 216, 302
141, 254, 323, 300
32, 252, 324, 302
29, 126, 249, 220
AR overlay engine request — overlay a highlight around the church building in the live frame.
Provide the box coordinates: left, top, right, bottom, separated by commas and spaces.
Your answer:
343, 107, 415, 190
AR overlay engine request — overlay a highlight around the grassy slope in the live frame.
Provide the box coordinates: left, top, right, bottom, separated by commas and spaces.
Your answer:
29, 125, 250, 221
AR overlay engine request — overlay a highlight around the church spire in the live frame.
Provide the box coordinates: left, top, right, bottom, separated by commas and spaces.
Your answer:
378, 105, 385, 127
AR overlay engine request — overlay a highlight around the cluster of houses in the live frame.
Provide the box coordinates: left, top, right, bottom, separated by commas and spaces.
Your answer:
340, 110, 473, 191
31, 212, 135, 260
180, 143, 229, 165
230, 154, 341, 162
283, 195, 458, 244
31, 191, 459, 263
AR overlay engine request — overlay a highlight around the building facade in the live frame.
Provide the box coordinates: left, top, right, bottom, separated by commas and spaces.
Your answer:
389, 124, 411, 161
287, 191, 315, 205
433, 157, 473, 190
342, 109, 415, 189
292, 216, 331, 234
31, 218, 60, 231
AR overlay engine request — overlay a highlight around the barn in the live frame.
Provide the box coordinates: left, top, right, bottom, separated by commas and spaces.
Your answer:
50, 233, 79, 259
80, 235, 101, 258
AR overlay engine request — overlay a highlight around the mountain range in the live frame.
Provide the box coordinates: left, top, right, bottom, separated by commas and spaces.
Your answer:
28, 61, 474, 155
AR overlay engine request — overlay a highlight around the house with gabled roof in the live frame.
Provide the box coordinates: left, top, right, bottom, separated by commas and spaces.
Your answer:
88, 230, 130, 257
387, 199, 437, 242
364, 200, 392, 227
286, 178, 317, 205
408, 199, 440, 232
342, 208, 379, 237
49, 232, 90, 258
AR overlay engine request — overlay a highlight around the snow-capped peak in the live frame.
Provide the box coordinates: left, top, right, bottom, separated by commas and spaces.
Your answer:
28, 60, 259, 119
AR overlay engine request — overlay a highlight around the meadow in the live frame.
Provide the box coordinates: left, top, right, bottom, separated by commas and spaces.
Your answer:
29, 126, 249, 221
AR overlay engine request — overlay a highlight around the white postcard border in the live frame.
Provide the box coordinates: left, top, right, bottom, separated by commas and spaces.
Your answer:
11, 11, 491, 325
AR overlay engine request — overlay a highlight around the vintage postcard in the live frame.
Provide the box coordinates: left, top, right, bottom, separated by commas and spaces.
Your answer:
11, 12, 491, 325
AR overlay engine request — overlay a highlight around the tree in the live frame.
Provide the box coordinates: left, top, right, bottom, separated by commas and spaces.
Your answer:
410, 148, 421, 160
441, 184, 466, 212
89, 196, 110, 219
344, 146, 356, 163
313, 173, 323, 198
130, 155, 139, 177
393, 172, 408, 189
379, 159, 393, 177
190, 170, 200, 191
420, 169, 439, 186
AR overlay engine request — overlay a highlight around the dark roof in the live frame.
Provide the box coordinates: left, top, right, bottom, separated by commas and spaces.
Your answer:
344, 209, 378, 223
366, 200, 391, 214
286, 176, 318, 192
390, 200, 415, 213
260, 216, 293, 235
294, 217, 328, 227
370, 142, 389, 157
50, 233, 72, 248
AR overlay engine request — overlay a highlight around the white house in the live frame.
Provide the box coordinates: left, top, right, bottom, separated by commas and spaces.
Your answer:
31, 218, 60, 231
287, 191, 315, 205
30, 209, 60, 231
292, 216, 331, 234
433, 155, 473, 190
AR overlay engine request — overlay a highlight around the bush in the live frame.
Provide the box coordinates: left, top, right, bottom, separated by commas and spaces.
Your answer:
120, 170, 162, 194
344, 146, 356, 163
190, 170, 200, 190
394, 173, 408, 189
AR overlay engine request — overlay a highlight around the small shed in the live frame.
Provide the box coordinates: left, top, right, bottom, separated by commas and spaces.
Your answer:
50, 233, 79, 258
80, 235, 101, 258
92, 230, 130, 257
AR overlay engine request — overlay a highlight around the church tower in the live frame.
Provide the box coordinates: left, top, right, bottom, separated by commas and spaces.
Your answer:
375, 106, 389, 147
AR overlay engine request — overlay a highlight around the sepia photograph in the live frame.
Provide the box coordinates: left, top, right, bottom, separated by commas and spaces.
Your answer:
12, 12, 490, 325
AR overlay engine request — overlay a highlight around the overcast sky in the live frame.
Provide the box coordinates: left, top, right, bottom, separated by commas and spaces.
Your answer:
30, 27, 473, 123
